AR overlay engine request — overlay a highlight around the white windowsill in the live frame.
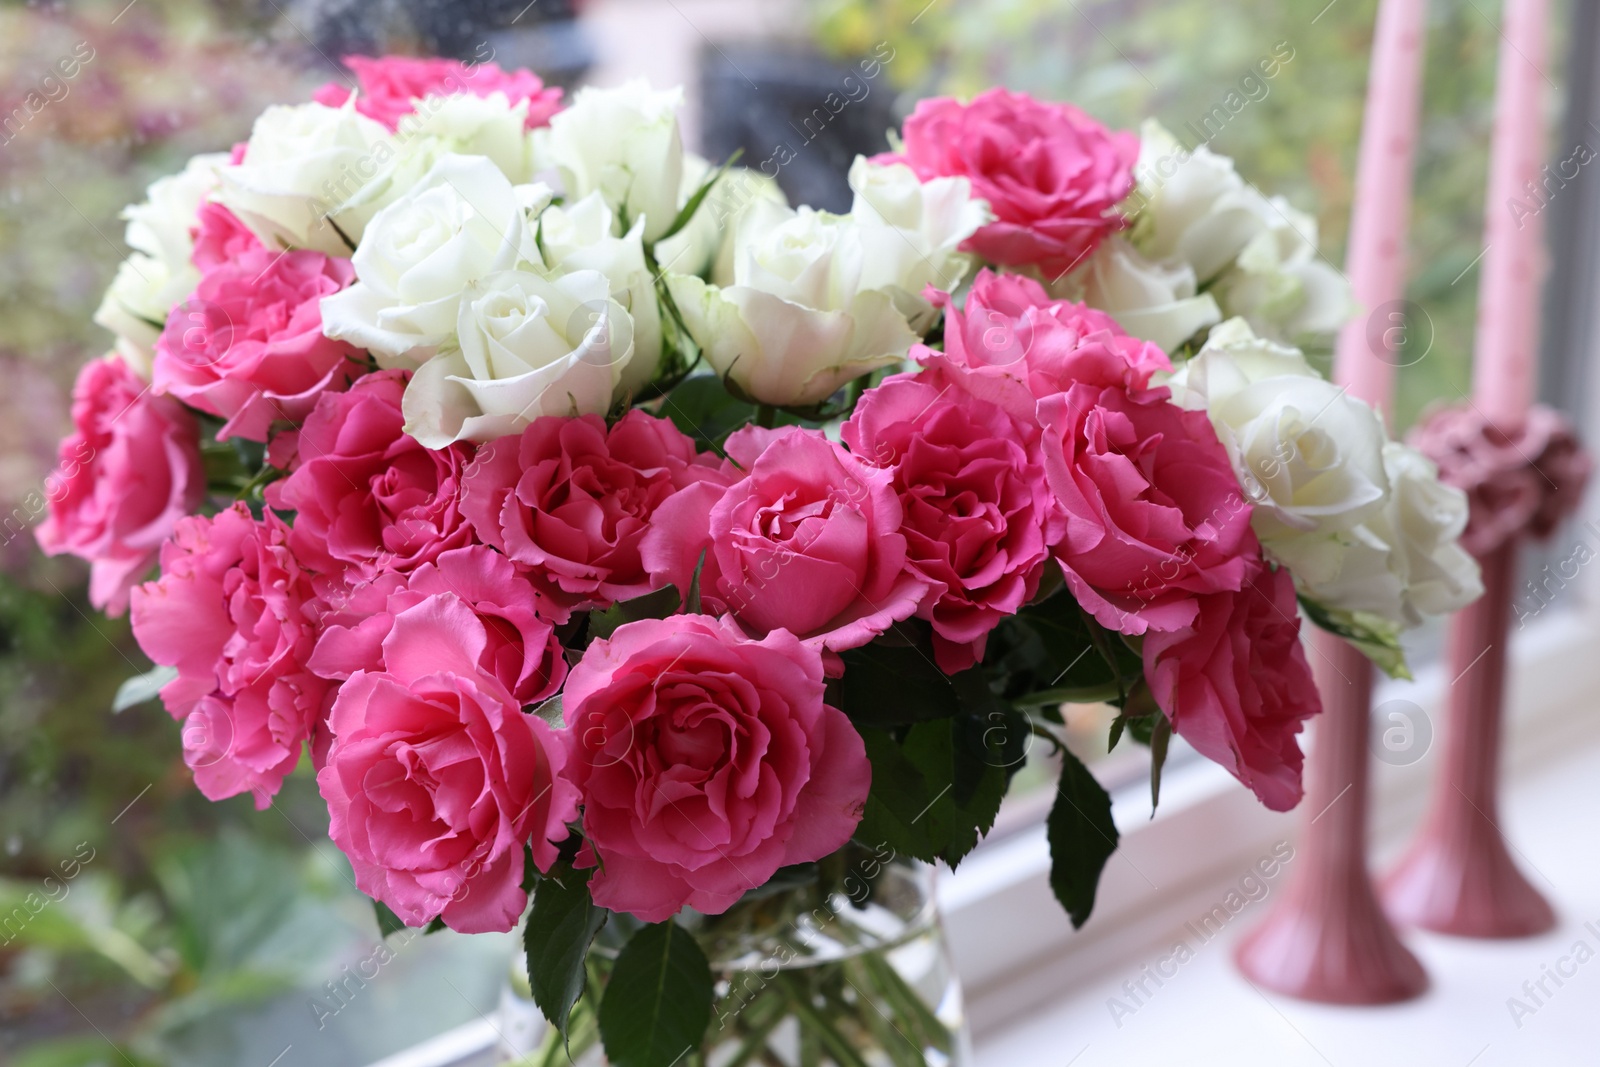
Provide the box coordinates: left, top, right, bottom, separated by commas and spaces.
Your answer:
943, 606, 1600, 1062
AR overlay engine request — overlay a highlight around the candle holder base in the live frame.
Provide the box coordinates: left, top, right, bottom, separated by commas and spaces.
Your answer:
1382, 822, 1555, 938
1234, 877, 1428, 1005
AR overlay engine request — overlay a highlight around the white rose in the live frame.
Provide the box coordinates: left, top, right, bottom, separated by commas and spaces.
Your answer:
1058, 235, 1220, 353
216, 100, 394, 255
1292, 446, 1482, 628
847, 157, 988, 331
1132, 121, 1352, 344
93, 255, 177, 379
124, 151, 229, 270
1372, 443, 1483, 620
1211, 202, 1352, 343
1165, 316, 1324, 401
1166, 319, 1390, 571
402, 269, 631, 447
1293, 524, 1410, 626
666, 200, 920, 407
541, 80, 685, 243
94, 152, 229, 375
707, 169, 789, 286
539, 191, 662, 396
320, 154, 546, 367
1130, 119, 1270, 283
657, 157, 787, 281
332, 93, 538, 239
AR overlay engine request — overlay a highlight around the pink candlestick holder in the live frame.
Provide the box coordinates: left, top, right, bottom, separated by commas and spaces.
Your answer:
1234, 633, 1428, 1004
1380, 540, 1555, 937
1380, 404, 1590, 937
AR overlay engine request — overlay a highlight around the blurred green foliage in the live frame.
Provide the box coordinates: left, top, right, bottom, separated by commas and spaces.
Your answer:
811, 0, 1572, 431
0, 565, 362, 1065
0, 2, 368, 1062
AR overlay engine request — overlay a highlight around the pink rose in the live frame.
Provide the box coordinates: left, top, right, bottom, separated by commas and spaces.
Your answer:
919, 270, 1168, 425
37, 356, 205, 615
191, 201, 263, 272
1142, 561, 1320, 811
130, 504, 330, 808
1039, 380, 1257, 636
313, 55, 563, 131
883, 89, 1138, 277
318, 594, 578, 933
310, 545, 566, 705
843, 374, 1061, 673
643, 426, 929, 660
562, 614, 869, 922
153, 244, 360, 442
265, 370, 477, 587
460, 410, 726, 615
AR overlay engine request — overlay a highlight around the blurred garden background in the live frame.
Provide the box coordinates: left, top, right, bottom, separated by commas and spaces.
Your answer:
0, 0, 1565, 1063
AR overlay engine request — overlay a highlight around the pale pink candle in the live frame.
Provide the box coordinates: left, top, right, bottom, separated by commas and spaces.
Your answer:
1332, 0, 1429, 421
1472, 0, 1549, 427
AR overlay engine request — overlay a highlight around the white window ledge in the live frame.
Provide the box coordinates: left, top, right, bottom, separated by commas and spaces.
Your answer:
943, 607, 1600, 1063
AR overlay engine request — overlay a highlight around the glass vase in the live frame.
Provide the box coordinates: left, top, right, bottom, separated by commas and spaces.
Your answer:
499, 851, 972, 1066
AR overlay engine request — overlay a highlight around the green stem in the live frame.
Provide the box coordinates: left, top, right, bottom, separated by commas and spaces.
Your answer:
780, 975, 873, 1067
826, 984, 922, 1067
233, 462, 280, 502
720, 987, 791, 1067
860, 953, 952, 1054
755, 404, 778, 429
799, 1019, 822, 1067
843, 375, 866, 413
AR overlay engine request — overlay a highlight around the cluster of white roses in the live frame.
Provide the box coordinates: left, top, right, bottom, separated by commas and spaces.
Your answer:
1060, 119, 1350, 354
1164, 321, 1481, 660
100, 80, 990, 446
112, 78, 985, 451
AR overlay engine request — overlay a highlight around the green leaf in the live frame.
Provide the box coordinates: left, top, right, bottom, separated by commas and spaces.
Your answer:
1148, 712, 1173, 812
854, 712, 1014, 868
112, 665, 176, 713
372, 900, 408, 938
949, 670, 1029, 804
588, 584, 682, 641
836, 639, 963, 728
686, 548, 706, 616
598, 919, 714, 1067
1298, 596, 1411, 680
525, 865, 609, 1036
1047, 749, 1119, 929
652, 149, 743, 244
1108, 713, 1128, 752
659, 373, 757, 450
989, 587, 1142, 709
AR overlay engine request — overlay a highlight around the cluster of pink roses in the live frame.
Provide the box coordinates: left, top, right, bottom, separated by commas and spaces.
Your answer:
40, 63, 1326, 932
880, 271, 1318, 812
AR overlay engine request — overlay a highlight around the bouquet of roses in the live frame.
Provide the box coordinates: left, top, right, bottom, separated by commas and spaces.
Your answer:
42, 55, 1482, 1064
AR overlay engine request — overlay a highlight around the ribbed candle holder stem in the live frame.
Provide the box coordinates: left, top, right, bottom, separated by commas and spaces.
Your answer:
1233, 634, 1428, 1003
1380, 540, 1556, 937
